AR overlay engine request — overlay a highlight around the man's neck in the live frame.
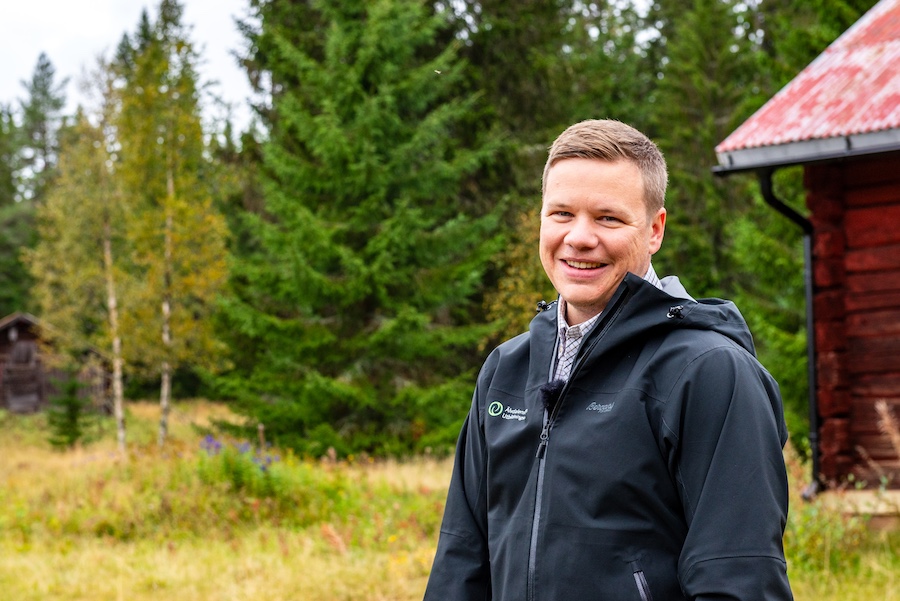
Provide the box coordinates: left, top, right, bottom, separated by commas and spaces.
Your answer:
558, 263, 662, 327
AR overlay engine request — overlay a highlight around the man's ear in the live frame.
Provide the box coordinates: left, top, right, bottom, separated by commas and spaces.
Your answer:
649, 208, 666, 254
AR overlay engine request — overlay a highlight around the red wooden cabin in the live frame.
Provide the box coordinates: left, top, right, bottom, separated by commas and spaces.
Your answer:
715, 0, 900, 490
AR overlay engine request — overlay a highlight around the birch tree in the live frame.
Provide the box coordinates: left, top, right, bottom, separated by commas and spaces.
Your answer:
115, 0, 228, 446
24, 63, 129, 452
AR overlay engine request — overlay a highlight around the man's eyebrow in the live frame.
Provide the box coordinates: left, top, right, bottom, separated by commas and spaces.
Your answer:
542, 199, 572, 208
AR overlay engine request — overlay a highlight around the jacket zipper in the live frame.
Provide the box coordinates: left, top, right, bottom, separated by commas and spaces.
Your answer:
633, 568, 654, 601
527, 407, 550, 600
524, 290, 631, 601
630, 560, 655, 601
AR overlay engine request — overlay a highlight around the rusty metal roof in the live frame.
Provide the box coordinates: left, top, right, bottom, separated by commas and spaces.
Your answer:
715, 0, 900, 172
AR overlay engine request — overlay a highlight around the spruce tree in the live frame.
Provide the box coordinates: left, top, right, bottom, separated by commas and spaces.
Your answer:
47, 371, 90, 450
18, 53, 68, 203
650, 0, 759, 296
0, 104, 18, 207
0, 103, 33, 314
0, 53, 70, 315
222, 0, 502, 456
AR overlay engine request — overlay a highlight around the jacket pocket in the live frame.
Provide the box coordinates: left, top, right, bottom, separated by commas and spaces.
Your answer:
630, 560, 654, 601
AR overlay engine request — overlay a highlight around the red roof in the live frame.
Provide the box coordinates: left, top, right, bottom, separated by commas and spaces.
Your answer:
716, 0, 900, 162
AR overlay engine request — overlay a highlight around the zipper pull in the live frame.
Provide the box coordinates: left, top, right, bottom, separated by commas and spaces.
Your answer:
536, 427, 549, 458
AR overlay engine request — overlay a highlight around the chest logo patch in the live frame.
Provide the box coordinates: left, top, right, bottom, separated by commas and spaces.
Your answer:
586, 401, 616, 413
488, 401, 528, 421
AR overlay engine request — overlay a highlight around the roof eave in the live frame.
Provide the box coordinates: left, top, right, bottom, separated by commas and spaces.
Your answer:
713, 128, 900, 176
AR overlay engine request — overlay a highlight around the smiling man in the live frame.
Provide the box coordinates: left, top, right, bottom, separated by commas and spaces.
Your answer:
424, 120, 793, 601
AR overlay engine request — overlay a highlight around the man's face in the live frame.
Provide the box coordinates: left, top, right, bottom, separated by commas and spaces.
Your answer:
540, 157, 666, 325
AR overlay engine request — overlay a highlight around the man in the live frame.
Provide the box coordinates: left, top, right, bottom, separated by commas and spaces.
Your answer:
424, 119, 793, 600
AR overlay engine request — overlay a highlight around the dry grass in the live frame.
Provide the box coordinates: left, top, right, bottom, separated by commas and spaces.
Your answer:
0, 528, 434, 601
0, 400, 444, 601
358, 456, 454, 495
2, 400, 899, 600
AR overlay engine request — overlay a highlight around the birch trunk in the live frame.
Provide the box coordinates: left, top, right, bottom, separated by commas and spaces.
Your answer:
103, 219, 127, 454
158, 166, 175, 448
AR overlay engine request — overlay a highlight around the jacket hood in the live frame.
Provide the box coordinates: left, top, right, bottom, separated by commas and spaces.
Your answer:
531, 271, 757, 361
656, 273, 757, 355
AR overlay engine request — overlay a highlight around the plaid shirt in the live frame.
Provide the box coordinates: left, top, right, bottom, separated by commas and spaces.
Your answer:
552, 264, 662, 381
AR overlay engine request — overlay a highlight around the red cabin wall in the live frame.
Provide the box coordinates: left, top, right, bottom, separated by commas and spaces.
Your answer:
806, 151, 900, 487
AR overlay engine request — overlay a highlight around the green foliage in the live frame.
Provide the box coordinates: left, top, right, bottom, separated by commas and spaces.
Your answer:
0, 201, 36, 315
25, 110, 122, 355
115, 0, 230, 379
729, 168, 810, 451
783, 448, 871, 574
1, 414, 444, 546
195, 436, 358, 524
0, 104, 18, 206
46, 373, 91, 450
651, 0, 760, 296
755, 0, 880, 89
785, 496, 870, 574
221, 0, 503, 456
4, 0, 883, 462
17, 52, 68, 203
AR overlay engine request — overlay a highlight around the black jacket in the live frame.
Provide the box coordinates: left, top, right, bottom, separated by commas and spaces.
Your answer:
424, 273, 792, 601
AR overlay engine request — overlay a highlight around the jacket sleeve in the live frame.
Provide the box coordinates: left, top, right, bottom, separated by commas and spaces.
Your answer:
423, 383, 491, 600
663, 345, 793, 601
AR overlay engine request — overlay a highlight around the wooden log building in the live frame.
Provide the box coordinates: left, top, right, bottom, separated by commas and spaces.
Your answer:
715, 0, 900, 489
0, 312, 109, 414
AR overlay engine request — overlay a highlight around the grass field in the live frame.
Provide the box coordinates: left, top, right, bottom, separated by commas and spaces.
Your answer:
1, 401, 898, 600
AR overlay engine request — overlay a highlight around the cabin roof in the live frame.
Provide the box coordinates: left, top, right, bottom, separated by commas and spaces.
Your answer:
715, 0, 900, 173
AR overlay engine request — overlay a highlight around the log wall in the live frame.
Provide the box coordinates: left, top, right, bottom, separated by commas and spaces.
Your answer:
807, 151, 900, 487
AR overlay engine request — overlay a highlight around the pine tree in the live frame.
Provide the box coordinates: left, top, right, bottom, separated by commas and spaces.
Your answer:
116, 0, 229, 446
222, 0, 503, 456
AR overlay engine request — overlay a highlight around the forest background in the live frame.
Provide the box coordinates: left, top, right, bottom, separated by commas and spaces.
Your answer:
0, 0, 881, 457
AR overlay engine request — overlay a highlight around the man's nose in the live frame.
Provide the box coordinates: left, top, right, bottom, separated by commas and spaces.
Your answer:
564, 217, 598, 248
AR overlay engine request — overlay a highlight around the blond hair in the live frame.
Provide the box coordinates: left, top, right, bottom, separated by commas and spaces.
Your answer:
542, 119, 667, 214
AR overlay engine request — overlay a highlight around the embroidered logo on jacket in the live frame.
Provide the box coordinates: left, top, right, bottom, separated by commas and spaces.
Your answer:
586, 401, 615, 413
488, 401, 528, 421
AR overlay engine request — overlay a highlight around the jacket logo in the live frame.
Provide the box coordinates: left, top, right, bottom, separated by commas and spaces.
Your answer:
586, 401, 615, 413
488, 401, 528, 421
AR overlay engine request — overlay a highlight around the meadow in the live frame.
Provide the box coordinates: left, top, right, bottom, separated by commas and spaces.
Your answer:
1, 401, 897, 600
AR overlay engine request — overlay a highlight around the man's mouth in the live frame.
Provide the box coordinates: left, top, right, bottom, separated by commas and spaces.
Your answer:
565, 260, 603, 269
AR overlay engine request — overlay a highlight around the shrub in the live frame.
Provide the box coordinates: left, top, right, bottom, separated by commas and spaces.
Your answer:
783, 444, 870, 574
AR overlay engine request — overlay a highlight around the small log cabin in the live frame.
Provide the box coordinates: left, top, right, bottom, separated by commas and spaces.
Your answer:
715, 0, 900, 490
0, 312, 109, 414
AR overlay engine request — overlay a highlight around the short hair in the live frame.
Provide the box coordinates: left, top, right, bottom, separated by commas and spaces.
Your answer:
542, 119, 667, 214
